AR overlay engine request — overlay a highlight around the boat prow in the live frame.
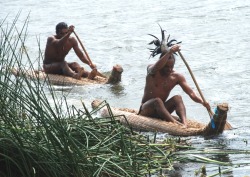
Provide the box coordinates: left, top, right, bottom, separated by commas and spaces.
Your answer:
91, 100, 230, 137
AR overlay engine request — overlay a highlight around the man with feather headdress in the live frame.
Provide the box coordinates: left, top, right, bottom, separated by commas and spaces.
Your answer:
139, 27, 210, 127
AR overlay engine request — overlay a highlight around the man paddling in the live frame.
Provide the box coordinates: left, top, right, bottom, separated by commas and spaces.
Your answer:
43, 22, 97, 80
139, 44, 211, 127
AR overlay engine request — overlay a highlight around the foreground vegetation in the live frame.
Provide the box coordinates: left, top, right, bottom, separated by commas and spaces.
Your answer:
0, 12, 187, 177
1, 13, 250, 177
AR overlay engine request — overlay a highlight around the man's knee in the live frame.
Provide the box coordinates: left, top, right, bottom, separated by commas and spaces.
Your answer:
69, 62, 80, 69
153, 97, 164, 108
173, 95, 183, 103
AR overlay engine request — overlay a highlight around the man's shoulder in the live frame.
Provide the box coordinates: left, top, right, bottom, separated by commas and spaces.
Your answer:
147, 64, 154, 70
172, 70, 184, 77
69, 36, 77, 44
172, 71, 186, 83
147, 64, 155, 76
47, 35, 56, 42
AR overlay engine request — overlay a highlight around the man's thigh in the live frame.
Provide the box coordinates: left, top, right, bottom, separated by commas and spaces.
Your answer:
43, 63, 63, 74
139, 99, 158, 117
164, 96, 178, 114
68, 62, 81, 71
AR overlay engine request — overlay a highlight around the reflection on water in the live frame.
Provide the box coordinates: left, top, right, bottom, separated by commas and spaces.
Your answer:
173, 134, 250, 176
52, 85, 74, 93
109, 84, 125, 96
178, 152, 234, 177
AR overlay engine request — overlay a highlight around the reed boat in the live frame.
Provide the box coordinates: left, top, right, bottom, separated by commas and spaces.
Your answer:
11, 64, 123, 86
91, 100, 230, 137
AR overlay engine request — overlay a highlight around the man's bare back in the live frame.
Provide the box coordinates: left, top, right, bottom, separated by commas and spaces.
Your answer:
44, 35, 73, 64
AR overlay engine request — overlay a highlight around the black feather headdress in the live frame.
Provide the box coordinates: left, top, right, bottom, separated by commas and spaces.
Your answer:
148, 24, 182, 58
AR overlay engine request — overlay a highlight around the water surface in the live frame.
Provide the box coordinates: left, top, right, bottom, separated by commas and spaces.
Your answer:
1, 0, 250, 176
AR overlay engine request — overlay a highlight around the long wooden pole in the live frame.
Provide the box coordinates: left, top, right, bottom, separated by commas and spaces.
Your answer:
73, 31, 107, 78
177, 51, 232, 129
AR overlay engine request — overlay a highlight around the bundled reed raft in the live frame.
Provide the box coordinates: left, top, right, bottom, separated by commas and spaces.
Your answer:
92, 100, 229, 136
11, 64, 123, 86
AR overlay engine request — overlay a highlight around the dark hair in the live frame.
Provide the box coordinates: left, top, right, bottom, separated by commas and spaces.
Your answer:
56, 22, 68, 34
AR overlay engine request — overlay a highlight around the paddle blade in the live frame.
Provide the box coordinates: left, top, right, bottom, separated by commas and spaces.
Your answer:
224, 121, 233, 130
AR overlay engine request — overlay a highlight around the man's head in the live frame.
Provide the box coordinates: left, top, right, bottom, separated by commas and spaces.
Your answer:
160, 54, 176, 75
56, 22, 68, 37
160, 51, 176, 61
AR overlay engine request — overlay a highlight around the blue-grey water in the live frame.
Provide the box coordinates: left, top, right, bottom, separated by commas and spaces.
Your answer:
1, 0, 250, 176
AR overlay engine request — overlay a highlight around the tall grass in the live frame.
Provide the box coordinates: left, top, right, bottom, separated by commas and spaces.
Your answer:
1, 13, 249, 177
0, 13, 187, 177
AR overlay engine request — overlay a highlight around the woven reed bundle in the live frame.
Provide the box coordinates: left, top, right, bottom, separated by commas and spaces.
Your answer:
11, 68, 108, 86
92, 100, 229, 137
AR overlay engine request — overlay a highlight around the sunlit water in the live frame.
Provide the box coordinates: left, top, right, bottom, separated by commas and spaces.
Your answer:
1, 0, 250, 176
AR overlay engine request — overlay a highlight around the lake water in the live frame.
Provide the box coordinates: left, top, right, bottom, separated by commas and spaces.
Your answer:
1, 0, 250, 176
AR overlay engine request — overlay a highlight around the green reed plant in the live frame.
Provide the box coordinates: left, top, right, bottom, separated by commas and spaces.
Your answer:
0, 13, 188, 177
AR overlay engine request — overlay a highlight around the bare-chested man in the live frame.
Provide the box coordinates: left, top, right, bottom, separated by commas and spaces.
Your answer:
139, 45, 211, 127
43, 22, 97, 80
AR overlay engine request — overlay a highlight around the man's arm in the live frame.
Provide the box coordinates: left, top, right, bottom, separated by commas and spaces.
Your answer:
68, 27, 95, 69
71, 38, 92, 66
178, 74, 211, 109
50, 27, 73, 48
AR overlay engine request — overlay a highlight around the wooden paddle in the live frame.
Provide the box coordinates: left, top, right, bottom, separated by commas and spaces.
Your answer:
177, 50, 232, 130
73, 31, 107, 78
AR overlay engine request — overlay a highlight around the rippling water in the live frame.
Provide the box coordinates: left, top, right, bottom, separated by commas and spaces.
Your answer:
1, 0, 250, 176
